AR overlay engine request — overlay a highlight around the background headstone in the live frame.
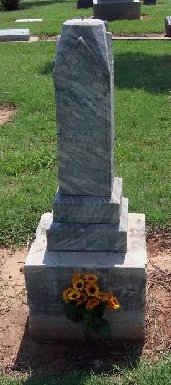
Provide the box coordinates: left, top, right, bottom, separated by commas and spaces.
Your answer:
165, 16, 171, 37
15, 19, 43, 22
93, 0, 141, 21
0, 29, 30, 42
77, 0, 93, 8
144, 0, 156, 5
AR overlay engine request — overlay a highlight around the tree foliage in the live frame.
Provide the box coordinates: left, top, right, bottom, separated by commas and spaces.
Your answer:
1, 0, 20, 11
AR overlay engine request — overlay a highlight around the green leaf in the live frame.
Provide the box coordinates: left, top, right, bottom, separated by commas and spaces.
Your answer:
92, 303, 106, 318
62, 303, 83, 323
92, 319, 112, 338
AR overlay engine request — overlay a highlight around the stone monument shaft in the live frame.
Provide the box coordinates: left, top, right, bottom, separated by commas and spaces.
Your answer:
54, 19, 114, 196
47, 19, 128, 253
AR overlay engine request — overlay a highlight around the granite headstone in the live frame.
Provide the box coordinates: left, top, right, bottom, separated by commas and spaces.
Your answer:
165, 16, 171, 37
77, 0, 93, 8
144, 0, 156, 5
25, 19, 147, 341
93, 0, 141, 21
0, 29, 30, 42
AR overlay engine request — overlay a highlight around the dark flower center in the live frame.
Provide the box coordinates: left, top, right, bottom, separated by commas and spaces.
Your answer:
77, 282, 82, 288
90, 287, 96, 293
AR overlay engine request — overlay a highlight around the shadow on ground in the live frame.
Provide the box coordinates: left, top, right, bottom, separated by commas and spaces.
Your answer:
14, 317, 144, 383
40, 53, 171, 94
40, 60, 55, 75
115, 52, 171, 94
20, 0, 75, 10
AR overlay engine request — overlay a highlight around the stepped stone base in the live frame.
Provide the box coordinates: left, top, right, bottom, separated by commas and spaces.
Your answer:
47, 197, 128, 252
93, 0, 141, 21
25, 212, 147, 340
53, 177, 123, 224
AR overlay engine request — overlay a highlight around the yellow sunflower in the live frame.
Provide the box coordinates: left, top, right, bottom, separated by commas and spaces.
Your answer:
67, 288, 81, 302
98, 291, 108, 302
72, 272, 82, 285
107, 294, 120, 310
76, 292, 87, 306
73, 278, 84, 292
63, 287, 73, 303
85, 282, 99, 297
86, 297, 100, 310
84, 273, 98, 283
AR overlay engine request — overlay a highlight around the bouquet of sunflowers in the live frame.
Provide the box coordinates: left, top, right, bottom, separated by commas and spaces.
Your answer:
62, 272, 120, 339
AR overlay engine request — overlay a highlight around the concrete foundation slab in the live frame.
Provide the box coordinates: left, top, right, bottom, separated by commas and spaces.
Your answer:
25, 212, 147, 340
0, 29, 30, 42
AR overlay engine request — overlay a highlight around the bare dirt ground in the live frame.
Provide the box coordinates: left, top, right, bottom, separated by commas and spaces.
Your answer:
38, 33, 169, 42
0, 231, 171, 375
0, 103, 17, 126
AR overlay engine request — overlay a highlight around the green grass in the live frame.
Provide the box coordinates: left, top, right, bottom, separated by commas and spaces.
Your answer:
109, 0, 171, 35
0, 0, 171, 35
0, 0, 92, 36
0, 42, 57, 245
0, 356, 171, 384
0, 40, 170, 246
115, 41, 171, 229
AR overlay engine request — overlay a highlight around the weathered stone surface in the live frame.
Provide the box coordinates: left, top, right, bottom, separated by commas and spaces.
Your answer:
47, 198, 128, 252
25, 212, 147, 340
165, 16, 171, 37
93, 0, 141, 21
53, 177, 122, 224
28, 311, 145, 340
54, 19, 114, 196
0, 29, 30, 41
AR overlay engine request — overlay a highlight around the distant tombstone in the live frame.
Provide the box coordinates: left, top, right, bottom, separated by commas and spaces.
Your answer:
15, 19, 43, 22
77, 0, 93, 8
0, 29, 30, 42
144, 0, 156, 4
165, 16, 171, 37
93, 0, 141, 21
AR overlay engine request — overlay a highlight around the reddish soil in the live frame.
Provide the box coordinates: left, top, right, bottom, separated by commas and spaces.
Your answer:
0, 231, 171, 375
0, 103, 17, 125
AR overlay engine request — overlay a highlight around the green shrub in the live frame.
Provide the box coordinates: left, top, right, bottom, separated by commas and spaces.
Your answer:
0, 0, 20, 11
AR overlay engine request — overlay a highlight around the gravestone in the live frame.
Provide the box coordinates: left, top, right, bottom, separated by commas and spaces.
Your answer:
15, 19, 43, 22
25, 19, 147, 340
93, 0, 141, 21
144, 0, 156, 4
165, 17, 171, 37
77, 0, 93, 8
0, 29, 30, 42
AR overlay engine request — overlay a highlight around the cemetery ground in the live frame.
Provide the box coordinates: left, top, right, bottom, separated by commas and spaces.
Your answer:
0, 0, 171, 37
0, 38, 171, 383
